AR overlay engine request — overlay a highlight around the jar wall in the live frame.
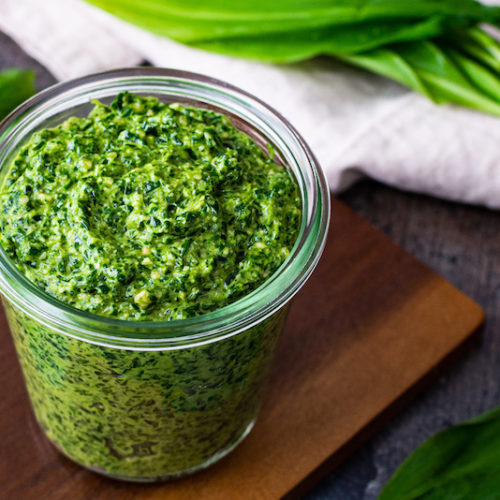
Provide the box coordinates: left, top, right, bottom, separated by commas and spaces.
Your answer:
0, 68, 329, 482
4, 297, 289, 480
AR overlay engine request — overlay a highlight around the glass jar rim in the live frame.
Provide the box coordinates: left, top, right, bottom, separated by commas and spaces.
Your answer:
0, 67, 330, 349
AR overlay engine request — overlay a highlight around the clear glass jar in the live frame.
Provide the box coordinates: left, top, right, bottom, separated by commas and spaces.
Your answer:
0, 68, 329, 481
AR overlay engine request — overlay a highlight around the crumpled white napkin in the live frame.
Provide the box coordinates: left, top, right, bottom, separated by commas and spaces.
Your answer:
2, 0, 500, 208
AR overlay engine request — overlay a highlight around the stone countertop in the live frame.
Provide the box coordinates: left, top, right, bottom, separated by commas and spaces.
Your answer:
1, 30, 499, 500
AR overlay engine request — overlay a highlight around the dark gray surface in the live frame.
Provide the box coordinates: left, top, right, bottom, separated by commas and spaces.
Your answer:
1, 30, 499, 500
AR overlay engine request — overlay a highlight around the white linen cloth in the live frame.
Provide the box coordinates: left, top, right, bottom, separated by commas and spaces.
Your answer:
1, 0, 500, 208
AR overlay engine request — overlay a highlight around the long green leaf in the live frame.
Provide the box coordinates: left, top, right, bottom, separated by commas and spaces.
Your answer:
446, 47, 500, 104
193, 16, 469, 62
443, 26, 500, 73
337, 47, 433, 98
0, 69, 35, 120
341, 39, 500, 115
379, 406, 500, 500
396, 40, 500, 110
85, 0, 500, 42
465, 25, 500, 63
84, 0, 500, 116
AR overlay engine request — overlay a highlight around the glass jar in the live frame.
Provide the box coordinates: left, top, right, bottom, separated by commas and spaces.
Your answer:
0, 68, 330, 481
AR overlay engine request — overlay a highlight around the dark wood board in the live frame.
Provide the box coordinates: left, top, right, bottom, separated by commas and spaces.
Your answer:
0, 197, 484, 500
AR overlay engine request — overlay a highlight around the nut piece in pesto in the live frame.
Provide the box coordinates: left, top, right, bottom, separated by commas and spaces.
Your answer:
0, 91, 303, 480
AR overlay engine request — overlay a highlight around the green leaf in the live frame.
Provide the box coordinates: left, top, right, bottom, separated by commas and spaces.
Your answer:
85, 0, 500, 42
337, 47, 433, 99
192, 16, 470, 62
0, 69, 36, 120
443, 26, 500, 74
446, 47, 500, 104
341, 40, 500, 115
379, 405, 500, 500
84, 0, 500, 116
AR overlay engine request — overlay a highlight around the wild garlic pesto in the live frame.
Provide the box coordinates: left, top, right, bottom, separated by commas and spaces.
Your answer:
0, 92, 301, 320
6, 301, 289, 479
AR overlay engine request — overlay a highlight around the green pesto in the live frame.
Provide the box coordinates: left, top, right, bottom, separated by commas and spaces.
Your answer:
0, 92, 300, 320
6, 301, 288, 479
0, 92, 300, 480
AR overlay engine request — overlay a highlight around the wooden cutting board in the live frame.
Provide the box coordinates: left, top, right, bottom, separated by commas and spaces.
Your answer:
0, 197, 484, 500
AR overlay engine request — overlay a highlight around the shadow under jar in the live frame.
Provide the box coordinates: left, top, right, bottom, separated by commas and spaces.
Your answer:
0, 68, 330, 481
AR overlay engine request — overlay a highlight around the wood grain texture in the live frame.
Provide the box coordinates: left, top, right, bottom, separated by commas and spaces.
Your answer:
0, 197, 484, 499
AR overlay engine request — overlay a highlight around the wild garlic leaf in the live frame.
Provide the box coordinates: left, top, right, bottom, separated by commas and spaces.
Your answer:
443, 26, 500, 74
86, 0, 500, 42
339, 38, 500, 115
379, 405, 500, 500
0, 69, 35, 120
192, 16, 467, 62
84, 0, 500, 115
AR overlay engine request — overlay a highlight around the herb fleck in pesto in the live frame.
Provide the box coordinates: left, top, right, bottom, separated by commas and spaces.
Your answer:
0, 92, 301, 320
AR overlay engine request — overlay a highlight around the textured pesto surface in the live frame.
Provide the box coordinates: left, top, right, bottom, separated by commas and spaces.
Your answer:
7, 301, 288, 478
0, 92, 300, 320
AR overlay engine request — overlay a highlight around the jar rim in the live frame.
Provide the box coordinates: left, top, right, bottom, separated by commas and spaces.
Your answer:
0, 67, 330, 349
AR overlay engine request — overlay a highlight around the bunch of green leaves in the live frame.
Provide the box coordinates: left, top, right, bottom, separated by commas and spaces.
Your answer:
86, 0, 500, 115
0, 69, 35, 120
378, 405, 500, 499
